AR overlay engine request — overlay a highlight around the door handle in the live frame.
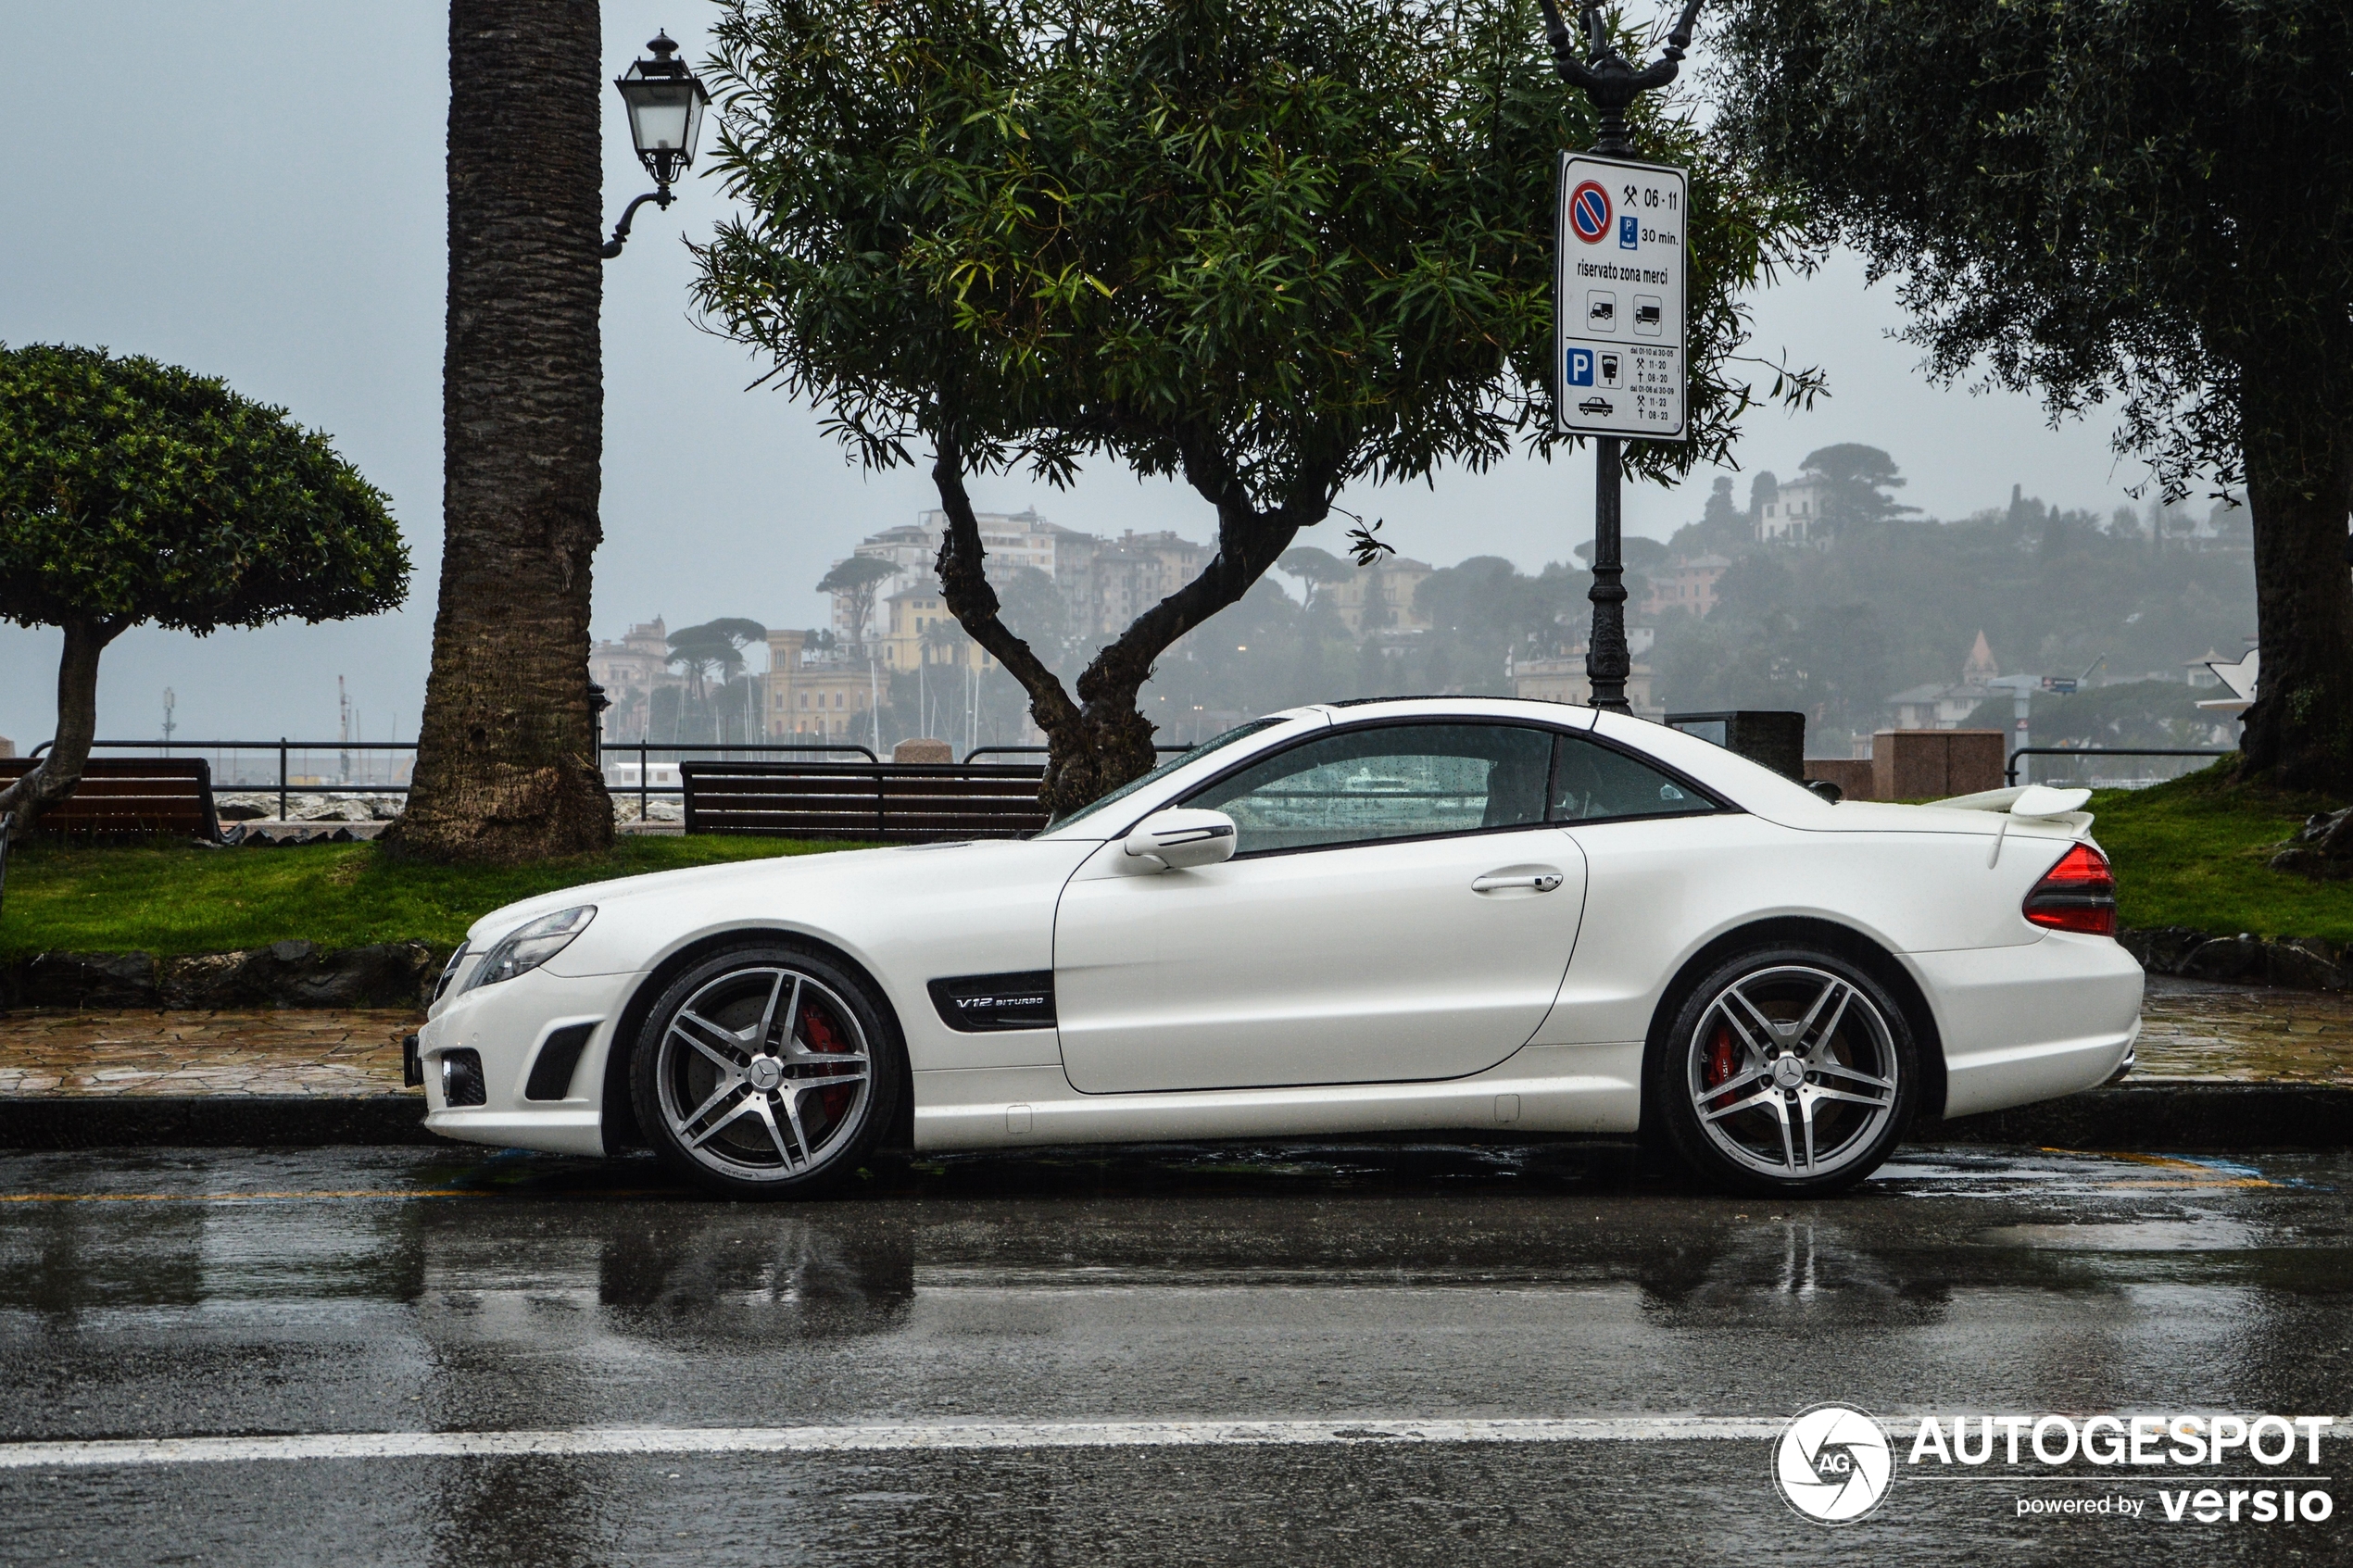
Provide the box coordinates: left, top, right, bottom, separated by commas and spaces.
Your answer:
1472, 870, 1564, 894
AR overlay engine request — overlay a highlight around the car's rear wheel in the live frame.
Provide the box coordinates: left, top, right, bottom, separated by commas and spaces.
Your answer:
1654, 947, 1916, 1196
631, 945, 902, 1199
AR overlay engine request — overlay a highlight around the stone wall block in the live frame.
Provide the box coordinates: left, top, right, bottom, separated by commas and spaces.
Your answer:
8, 942, 440, 1011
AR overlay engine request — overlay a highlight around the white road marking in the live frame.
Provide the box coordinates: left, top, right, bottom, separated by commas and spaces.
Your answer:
0, 1417, 1786, 1470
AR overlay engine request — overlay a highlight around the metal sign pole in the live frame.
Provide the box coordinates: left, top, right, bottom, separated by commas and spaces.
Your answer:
1541, 0, 1701, 715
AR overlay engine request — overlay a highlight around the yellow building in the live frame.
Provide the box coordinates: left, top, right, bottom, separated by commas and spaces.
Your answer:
1511, 649, 1661, 719
877, 587, 997, 675
1324, 557, 1434, 635
762, 629, 881, 741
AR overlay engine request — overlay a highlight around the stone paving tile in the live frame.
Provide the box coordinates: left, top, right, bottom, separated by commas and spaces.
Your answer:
0, 977, 2346, 1099
2134, 976, 2353, 1083
0, 1009, 422, 1098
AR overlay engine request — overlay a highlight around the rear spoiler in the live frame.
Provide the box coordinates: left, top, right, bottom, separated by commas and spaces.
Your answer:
1928, 784, 2095, 867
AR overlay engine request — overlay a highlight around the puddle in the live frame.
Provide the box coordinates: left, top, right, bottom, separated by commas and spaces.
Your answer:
1974, 1219, 2260, 1251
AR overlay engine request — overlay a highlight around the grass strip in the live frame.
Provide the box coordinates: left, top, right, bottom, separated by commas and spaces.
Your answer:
2090, 764, 2350, 943
0, 835, 865, 960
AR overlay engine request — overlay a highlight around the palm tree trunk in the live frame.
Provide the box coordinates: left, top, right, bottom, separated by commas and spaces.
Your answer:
384, 0, 612, 864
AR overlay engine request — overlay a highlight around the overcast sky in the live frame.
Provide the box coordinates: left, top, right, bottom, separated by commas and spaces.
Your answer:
0, 2, 2158, 750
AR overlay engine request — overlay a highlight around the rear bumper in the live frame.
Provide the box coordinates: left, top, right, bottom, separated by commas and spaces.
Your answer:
1904, 934, 2144, 1120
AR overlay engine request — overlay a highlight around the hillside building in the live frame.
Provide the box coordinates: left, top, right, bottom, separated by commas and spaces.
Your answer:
1886, 631, 2003, 730
1324, 557, 1435, 635
1757, 477, 1829, 545
1640, 553, 1730, 618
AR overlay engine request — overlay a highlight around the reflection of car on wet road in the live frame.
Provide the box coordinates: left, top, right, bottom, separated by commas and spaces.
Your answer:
414, 698, 2142, 1198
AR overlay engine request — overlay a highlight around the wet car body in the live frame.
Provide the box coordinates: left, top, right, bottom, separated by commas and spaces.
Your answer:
414, 698, 2142, 1194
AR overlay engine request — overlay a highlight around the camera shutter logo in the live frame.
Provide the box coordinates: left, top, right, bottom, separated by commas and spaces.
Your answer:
1774, 1403, 1893, 1524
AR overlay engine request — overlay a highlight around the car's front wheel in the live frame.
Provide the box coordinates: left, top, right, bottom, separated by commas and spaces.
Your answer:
631, 946, 902, 1199
1654, 947, 1917, 1196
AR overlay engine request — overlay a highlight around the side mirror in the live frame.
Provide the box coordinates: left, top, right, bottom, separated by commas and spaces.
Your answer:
1122, 808, 1238, 872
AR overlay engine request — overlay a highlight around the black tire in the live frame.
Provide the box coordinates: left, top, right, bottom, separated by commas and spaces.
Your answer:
1652, 946, 1917, 1197
630, 944, 905, 1199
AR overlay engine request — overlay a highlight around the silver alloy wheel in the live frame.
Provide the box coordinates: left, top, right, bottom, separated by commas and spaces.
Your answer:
1685, 963, 1899, 1180
652, 965, 874, 1184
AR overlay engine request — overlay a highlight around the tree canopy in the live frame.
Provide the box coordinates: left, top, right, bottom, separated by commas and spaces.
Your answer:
1796, 443, 1913, 535
0, 344, 405, 636
1713, 0, 2353, 789
0, 343, 406, 835
696, 0, 1826, 809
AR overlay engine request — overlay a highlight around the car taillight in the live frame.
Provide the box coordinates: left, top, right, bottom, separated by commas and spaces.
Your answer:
2023, 843, 2117, 935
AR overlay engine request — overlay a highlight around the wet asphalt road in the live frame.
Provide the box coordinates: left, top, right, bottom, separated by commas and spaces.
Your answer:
2, 1140, 2348, 1566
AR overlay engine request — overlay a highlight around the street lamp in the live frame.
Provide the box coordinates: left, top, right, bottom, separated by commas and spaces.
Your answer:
602, 33, 711, 259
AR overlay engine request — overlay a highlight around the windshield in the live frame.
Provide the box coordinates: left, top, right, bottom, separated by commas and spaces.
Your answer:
1045, 719, 1289, 834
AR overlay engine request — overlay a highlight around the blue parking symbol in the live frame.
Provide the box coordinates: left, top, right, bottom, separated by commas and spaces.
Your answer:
1566, 348, 1594, 386
1619, 215, 1639, 248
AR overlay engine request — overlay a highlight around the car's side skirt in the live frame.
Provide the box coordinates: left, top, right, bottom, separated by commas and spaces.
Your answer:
907, 1045, 1646, 1151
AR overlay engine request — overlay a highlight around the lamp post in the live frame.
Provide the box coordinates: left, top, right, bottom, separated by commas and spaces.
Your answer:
602, 33, 711, 259
1537, 0, 1702, 713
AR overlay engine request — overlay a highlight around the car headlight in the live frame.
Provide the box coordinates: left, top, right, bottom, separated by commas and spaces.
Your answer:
464, 906, 596, 992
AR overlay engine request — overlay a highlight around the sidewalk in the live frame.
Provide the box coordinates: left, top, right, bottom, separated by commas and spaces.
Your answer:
2133, 974, 2353, 1082
0, 975, 2346, 1148
0, 1008, 419, 1098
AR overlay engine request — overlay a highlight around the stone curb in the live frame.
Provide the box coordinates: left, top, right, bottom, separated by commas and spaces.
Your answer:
1, 1082, 2345, 1153
1932, 1082, 2353, 1150
0, 1095, 440, 1150
2122, 925, 2349, 991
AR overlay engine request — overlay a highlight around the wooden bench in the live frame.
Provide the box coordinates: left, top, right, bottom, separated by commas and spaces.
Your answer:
682, 759, 1049, 843
0, 757, 224, 841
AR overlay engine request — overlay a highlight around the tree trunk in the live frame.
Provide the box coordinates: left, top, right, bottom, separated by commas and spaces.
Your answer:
384, 0, 612, 865
2236, 377, 2353, 797
0, 616, 129, 842
927, 420, 1330, 817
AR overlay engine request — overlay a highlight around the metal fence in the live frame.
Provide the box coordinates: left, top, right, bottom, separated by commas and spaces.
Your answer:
24, 738, 887, 821
2005, 746, 2234, 789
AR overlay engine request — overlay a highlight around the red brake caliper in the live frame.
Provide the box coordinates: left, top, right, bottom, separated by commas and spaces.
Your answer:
801, 1002, 855, 1128
1703, 1023, 1738, 1110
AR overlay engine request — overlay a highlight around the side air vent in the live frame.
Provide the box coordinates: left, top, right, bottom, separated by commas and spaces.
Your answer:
928, 972, 1056, 1033
524, 1022, 598, 1101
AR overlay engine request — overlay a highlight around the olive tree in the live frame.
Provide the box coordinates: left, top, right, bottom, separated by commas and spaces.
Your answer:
1714, 0, 2353, 791
0, 344, 406, 838
695, 0, 1823, 813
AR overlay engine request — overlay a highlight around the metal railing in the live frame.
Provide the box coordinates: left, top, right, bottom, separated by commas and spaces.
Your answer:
606, 741, 878, 817
2005, 746, 2233, 787
19, 738, 883, 822
14, 737, 1219, 823
963, 745, 1192, 763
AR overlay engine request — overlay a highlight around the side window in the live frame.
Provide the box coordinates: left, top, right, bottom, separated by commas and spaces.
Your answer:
1550, 733, 1714, 823
1186, 723, 1554, 855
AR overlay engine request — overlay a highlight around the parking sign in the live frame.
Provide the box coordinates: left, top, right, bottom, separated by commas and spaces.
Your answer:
1555, 152, 1687, 441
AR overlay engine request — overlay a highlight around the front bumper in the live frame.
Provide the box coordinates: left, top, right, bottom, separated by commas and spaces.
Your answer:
416, 963, 648, 1157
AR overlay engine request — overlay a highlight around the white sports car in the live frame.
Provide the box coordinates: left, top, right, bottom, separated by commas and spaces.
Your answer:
414, 698, 2142, 1197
